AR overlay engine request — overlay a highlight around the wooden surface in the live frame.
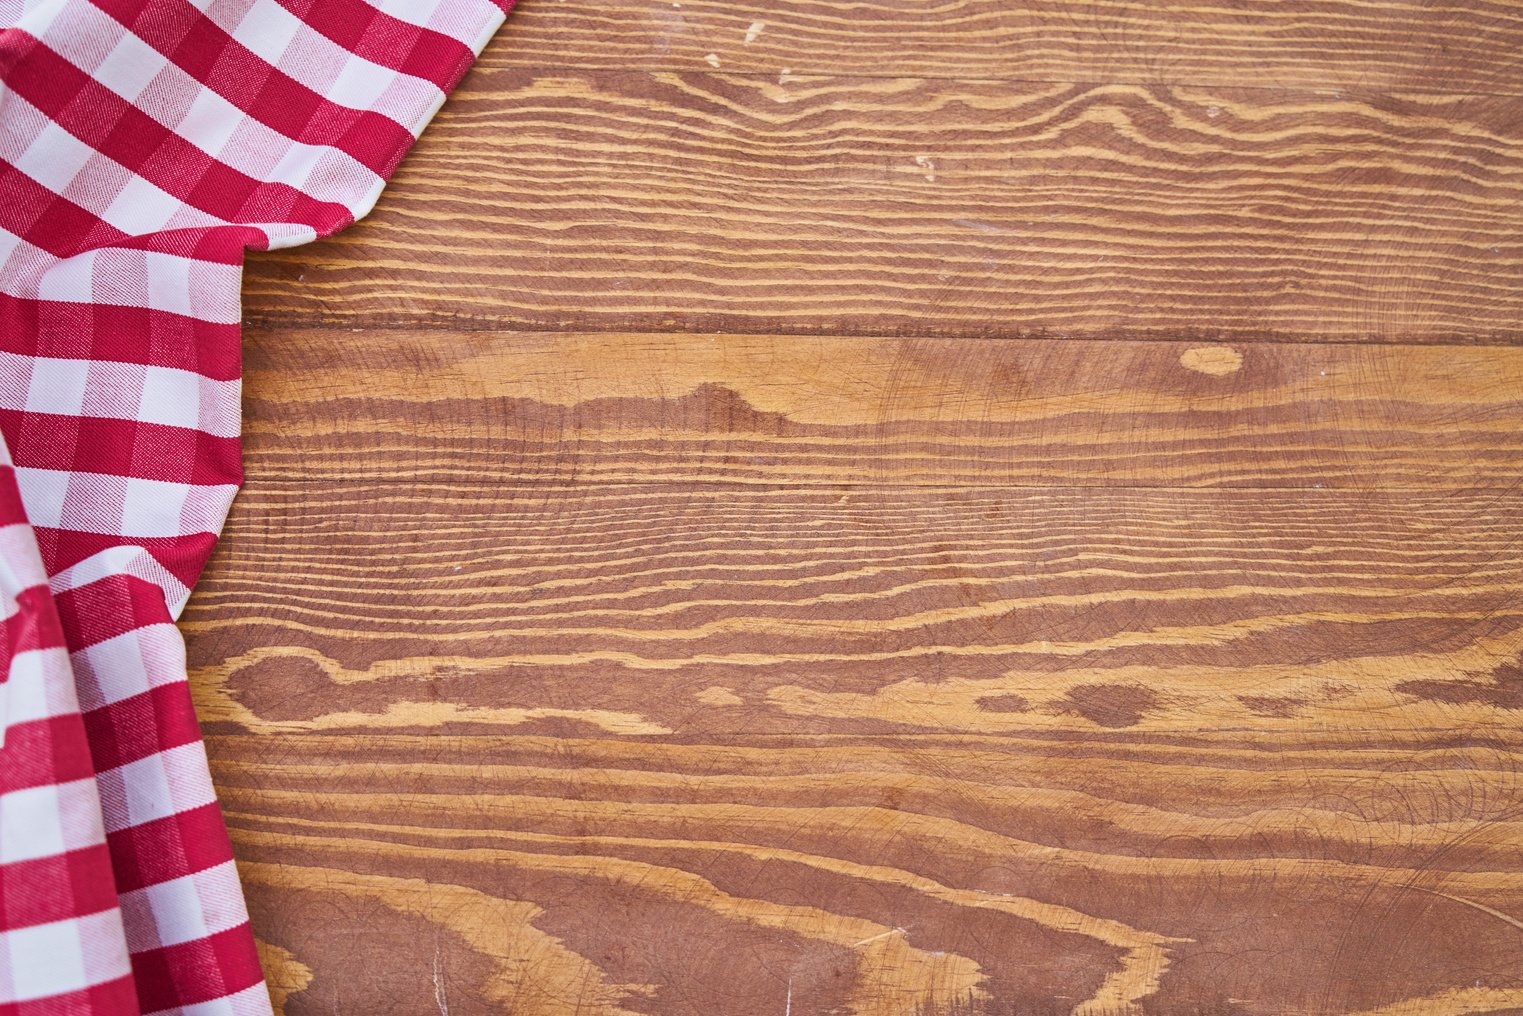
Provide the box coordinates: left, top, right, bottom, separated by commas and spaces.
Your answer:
192, 3, 1523, 1013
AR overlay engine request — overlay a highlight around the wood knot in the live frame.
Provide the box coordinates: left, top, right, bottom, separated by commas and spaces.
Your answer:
1179, 345, 1243, 376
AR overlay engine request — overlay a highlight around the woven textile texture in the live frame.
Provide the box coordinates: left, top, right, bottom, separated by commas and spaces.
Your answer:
0, 1, 511, 1012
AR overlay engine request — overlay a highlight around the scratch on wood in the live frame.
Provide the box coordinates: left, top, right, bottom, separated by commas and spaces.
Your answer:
433, 938, 449, 1016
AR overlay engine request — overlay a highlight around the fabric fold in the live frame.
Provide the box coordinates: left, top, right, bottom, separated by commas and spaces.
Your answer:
0, 1, 513, 1011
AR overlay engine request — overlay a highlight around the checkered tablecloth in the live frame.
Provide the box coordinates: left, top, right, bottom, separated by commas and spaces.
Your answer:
0, 1, 511, 1011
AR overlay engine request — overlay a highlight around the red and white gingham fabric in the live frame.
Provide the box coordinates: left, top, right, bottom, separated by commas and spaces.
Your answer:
0, 0, 512, 1012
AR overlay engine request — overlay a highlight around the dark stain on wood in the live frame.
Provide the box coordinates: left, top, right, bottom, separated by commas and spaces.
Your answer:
1398, 659, 1523, 711
1058, 684, 1161, 729
1235, 694, 1306, 718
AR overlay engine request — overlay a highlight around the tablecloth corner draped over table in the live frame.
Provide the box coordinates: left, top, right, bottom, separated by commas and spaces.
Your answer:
0, 0, 513, 1011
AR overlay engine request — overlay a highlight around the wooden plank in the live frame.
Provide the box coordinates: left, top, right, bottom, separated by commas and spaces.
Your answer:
209, 732, 1523, 1016
481, 0, 1523, 95
186, 483, 1523, 740
242, 72, 1523, 343
241, 328, 1523, 488
186, 482, 1523, 1014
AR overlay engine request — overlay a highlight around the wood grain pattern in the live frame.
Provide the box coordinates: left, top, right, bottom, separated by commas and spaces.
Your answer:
242, 329, 1523, 488
482, 0, 1523, 95
191, 445, 1523, 1014
243, 71, 1523, 342
197, 2, 1523, 1012
189, 482, 1523, 740
206, 731, 1523, 1016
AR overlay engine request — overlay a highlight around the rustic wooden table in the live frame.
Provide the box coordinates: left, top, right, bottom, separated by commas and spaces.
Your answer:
188, 2, 1523, 1013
